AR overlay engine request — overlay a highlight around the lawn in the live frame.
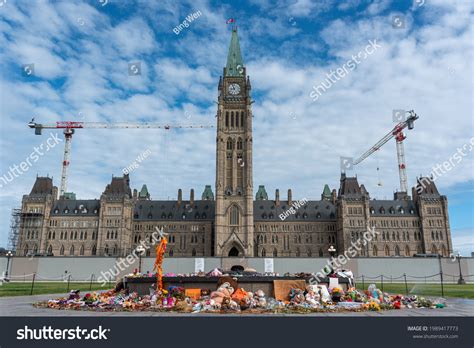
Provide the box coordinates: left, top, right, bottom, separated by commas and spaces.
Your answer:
0, 281, 113, 297
357, 283, 474, 299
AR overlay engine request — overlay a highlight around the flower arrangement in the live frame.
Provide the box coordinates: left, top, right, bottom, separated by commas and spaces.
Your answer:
368, 301, 381, 311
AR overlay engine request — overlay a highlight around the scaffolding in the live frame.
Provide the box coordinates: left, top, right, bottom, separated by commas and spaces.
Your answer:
8, 208, 21, 253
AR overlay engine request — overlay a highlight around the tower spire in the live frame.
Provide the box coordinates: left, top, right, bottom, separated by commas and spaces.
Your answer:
225, 27, 244, 77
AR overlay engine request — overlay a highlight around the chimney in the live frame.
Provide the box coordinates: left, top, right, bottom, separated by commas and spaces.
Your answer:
287, 189, 292, 206
178, 189, 182, 206
275, 189, 280, 206
190, 189, 195, 205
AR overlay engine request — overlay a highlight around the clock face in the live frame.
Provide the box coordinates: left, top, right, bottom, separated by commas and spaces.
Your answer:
228, 83, 240, 95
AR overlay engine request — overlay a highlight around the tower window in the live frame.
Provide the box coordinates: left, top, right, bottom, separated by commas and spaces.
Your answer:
229, 206, 239, 226
225, 112, 229, 127
241, 112, 244, 128
231, 111, 234, 127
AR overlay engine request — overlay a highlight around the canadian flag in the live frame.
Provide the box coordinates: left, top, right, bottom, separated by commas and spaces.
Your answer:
226, 18, 235, 24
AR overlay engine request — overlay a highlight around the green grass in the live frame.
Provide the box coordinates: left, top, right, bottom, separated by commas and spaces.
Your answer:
357, 283, 474, 299
0, 282, 113, 297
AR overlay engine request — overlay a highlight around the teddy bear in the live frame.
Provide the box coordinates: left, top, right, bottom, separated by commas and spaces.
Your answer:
305, 285, 320, 306
210, 282, 234, 308
254, 289, 267, 307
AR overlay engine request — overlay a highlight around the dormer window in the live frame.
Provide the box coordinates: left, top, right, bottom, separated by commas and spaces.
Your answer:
370, 208, 375, 214
74, 209, 78, 214
64, 208, 69, 214
54, 209, 59, 214
399, 208, 404, 214
379, 207, 385, 214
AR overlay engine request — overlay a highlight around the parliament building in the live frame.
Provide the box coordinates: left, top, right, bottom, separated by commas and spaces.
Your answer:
16, 29, 453, 258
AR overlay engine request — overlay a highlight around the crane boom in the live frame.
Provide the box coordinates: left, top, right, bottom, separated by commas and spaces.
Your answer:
351, 110, 418, 193
28, 121, 213, 134
353, 110, 418, 165
28, 119, 214, 197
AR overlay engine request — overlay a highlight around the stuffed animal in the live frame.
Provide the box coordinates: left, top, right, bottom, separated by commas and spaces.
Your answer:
210, 282, 234, 307
255, 289, 267, 307
317, 285, 331, 303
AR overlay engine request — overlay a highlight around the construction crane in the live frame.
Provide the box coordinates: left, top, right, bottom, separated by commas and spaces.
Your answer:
351, 110, 419, 193
28, 120, 214, 198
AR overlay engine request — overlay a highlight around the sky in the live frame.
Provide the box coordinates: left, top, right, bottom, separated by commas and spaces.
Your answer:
0, 0, 472, 255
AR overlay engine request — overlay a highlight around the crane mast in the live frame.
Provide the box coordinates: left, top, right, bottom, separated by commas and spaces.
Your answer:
351, 110, 418, 193
28, 120, 214, 198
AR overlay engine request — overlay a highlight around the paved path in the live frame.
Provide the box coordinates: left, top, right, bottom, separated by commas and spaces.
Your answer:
0, 294, 473, 316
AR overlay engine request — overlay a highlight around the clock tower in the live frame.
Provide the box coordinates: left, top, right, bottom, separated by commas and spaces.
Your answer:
215, 27, 254, 257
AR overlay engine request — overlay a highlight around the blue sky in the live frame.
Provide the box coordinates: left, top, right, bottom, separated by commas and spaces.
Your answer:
0, 0, 472, 255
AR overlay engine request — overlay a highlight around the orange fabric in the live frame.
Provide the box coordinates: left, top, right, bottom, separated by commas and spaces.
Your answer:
185, 288, 202, 300
231, 288, 248, 301
152, 238, 168, 290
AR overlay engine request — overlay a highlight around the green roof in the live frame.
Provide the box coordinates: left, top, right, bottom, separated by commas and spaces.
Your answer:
322, 184, 331, 200
255, 185, 268, 200
225, 28, 244, 77
138, 184, 149, 198
63, 192, 76, 200
201, 185, 214, 200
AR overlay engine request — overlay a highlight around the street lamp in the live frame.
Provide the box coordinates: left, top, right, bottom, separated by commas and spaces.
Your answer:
456, 252, 466, 285
328, 245, 336, 258
328, 245, 336, 274
5, 250, 13, 281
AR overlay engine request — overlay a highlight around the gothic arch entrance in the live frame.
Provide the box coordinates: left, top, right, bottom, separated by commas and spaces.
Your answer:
228, 247, 239, 257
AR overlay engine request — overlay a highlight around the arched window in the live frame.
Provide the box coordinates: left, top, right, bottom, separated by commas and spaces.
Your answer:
47, 244, 53, 255
372, 245, 378, 256
231, 111, 234, 127
113, 245, 117, 255
169, 249, 173, 257
384, 245, 390, 256
307, 249, 312, 257
229, 206, 239, 226
91, 245, 97, 256
192, 248, 196, 256
394, 245, 400, 256
431, 244, 438, 254
261, 248, 266, 257
273, 248, 278, 257
225, 112, 229, 127
69, 245, 74, 256
405, 245, 410, 256
237, 138, 243, 150
24, 244, 29, 256
104, 245, 109, 255
318, 248, 323, 257
241, 112, 244, 128
235, 111, 239, 127
226, 138, 233, 150
296, 248, 300, 257
60, 245, 65, 256
80, 245, 84, 256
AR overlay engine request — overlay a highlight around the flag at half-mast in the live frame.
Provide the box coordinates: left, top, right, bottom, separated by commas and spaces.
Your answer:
226, 18, 235, 24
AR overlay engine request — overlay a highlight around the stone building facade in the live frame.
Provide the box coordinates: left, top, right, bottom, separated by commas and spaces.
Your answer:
15, 28, 453, 258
